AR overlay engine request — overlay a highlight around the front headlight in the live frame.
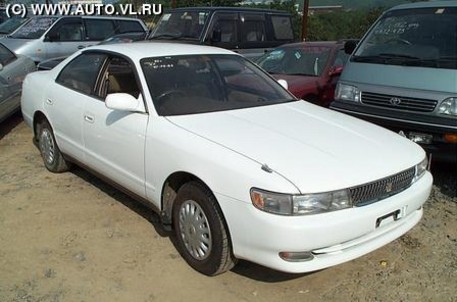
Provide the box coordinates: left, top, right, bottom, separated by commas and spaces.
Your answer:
335, 83, 361, 102
413, 156, 428, 182
250, 188, 351, 216
437, 97, 457, 117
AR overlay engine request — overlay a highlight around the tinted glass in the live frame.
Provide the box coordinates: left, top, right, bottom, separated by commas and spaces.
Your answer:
271, 15, 294, 40
354, 7, 457, 69
152, 11, 209, 40
0, 43, 16, 65
56, 53, 107, 95
56, 22, 83, 41
85, 19, 115, 40
141, 54, 294, 116
117, 20, 144, 33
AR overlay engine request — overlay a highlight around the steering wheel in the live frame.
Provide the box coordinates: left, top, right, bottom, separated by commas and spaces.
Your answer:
385, 38, 411, 45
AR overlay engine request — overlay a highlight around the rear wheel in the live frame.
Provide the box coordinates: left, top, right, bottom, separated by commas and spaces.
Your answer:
172, 181, 236, 276
37, 120, 70, 173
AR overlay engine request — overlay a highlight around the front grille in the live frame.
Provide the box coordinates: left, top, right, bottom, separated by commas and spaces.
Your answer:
350, 167, 415, 206
361, 92, 437, 112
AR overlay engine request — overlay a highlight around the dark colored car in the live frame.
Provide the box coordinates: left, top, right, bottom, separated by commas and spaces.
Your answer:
256, 41, 350, 107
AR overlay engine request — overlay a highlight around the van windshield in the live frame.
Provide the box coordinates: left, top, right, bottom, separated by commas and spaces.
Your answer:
353, 7, 457, 69
150, 10, 209, 41
10, 17, 57, 39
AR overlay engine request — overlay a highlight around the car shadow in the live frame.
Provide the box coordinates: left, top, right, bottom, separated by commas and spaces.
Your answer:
0, 111, 23, 140
70, 166, 316, 281
430, 160, 457, 198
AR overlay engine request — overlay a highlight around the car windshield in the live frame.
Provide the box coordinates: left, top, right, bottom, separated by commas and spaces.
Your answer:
150, 10, 209, 40
0, 17, 29, 34
353, 7, 457, 69
10, 17, 57, 39
141, 54, 296, 116
256, 46, 331, 76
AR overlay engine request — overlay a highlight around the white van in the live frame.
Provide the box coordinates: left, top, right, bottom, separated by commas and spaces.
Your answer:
1, 16, 147, 63
331, 1, 457, 162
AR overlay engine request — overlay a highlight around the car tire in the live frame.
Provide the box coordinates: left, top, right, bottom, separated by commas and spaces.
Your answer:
172, 181, 236, 276
37, 120, 70, 173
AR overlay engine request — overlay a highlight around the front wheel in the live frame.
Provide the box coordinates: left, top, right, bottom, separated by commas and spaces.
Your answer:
37, 120, 70, 173
172, 182, 236, 276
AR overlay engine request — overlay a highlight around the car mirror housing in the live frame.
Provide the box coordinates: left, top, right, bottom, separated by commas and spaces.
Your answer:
105, 93, 145, 113
329, 65, 343, 77
277, 79, 288, 90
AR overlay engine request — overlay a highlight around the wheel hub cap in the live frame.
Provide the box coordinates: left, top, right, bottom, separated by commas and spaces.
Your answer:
40, 128, 55, 165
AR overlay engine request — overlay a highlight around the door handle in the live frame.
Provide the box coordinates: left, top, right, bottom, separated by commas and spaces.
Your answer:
77, 45, 86, 49
84, 114, 94, 123
46, 99, 53, 105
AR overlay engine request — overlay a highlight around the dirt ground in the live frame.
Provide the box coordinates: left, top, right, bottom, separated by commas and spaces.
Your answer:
1, 113, 456, 302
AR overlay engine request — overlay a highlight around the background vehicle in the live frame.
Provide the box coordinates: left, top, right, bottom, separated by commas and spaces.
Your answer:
21, 43, 431, 276
1, 15, 147, 63
0, 17, 30, 38
331, 1, 457, 162
150, 7, 295, 60
0, 42, 35, 123
256, 41, 350, 107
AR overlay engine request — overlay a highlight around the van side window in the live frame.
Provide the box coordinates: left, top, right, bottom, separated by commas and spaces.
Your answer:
56, 53, 107, 95
271, 15, 294, 40
116, 20, 144, 33
241, 13, 265, 42
85, 19, 115, 40
211, 13, 238, 44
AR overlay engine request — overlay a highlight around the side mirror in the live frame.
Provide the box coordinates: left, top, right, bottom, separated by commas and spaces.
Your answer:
344, 40, 358, 54
277, 79, 288, 90
105, 93, 145, 113
329, 65, 343, 77
211, 29, 221, 43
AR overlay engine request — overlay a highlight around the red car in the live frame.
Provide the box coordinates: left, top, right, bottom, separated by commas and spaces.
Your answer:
256, 41, 349, 107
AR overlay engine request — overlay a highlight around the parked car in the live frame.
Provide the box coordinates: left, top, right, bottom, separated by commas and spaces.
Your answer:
0, 42, 35, 123
149, 7, 296, 60
256, 41, 350, 107
331, 1, 457, 162
1, 15, 147, 63
21, 43, 432, 276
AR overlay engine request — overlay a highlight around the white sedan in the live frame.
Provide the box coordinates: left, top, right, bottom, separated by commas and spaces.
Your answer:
21, 42, 432, 276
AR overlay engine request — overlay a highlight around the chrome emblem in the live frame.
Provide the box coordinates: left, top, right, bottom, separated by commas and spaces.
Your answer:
385, 182, 393, 193
389, 97, 402, 105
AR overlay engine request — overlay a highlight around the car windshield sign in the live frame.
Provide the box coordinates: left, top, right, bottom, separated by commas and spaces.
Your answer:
353, 7, 457, 69
141, 54, 295, 116
150, 11, 209, 40
10, 17, 57, 39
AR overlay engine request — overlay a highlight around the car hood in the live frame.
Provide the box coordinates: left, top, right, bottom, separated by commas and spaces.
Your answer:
166, 101, 424, 193
0, 37, 31, 51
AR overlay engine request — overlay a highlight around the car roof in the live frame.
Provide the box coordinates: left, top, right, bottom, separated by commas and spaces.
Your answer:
86, 42, 237, 61
165, 6, 290, 14
390, 0, 457, 10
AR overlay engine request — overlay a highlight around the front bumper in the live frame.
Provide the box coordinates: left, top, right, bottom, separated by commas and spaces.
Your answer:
217, 172, 432, 273
330, 101, 457, 163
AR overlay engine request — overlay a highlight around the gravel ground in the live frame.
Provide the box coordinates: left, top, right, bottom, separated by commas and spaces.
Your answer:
0, 113, 456, 302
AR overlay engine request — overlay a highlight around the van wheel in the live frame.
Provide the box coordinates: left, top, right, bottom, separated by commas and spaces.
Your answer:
38, 120, 70, 173
172, 181, 236, 276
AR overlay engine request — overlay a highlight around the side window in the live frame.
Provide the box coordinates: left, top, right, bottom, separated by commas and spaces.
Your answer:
0, 44, 17, 66
241, 13, 265, 42
97, 56, 140, 99
116, 20, 145, 34
271, 15, 294, 40
85, 19, 115, 41
209, 13, 239, 46
56, 53, 107, 95
48, 20, 83, 42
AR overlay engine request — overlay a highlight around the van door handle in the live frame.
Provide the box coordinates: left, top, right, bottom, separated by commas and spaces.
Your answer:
77, 45, 86, 49
84, 114, 94, 123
